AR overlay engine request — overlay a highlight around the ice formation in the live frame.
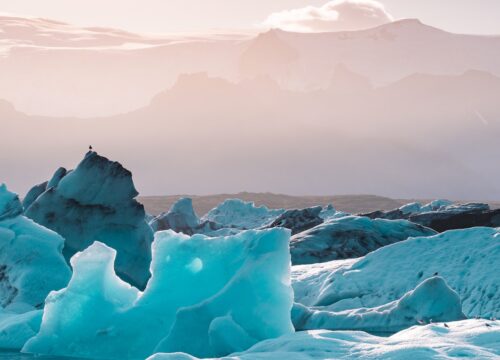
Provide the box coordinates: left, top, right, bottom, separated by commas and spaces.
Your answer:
24, 152, 154, 288
0, 184, 71, 309
23, 168, 69, 211
290, 216, 436, 264
149, 198, 237, 236
148, 319, 500, 359
292, 227, 500, 318
319, 204, 348, 220
22, 182, 47, 211
23, 228, 294, 359
201, 199, 284, 229
410, 205, 500, 232
149, 198, 200, 233
265, 206, 324, 235
0, 184, 23, 221
362, 200, 500, 232
293, 276, 466, 333
0, 310, 42, 350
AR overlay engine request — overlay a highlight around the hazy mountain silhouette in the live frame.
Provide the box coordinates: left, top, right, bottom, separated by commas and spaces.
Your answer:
1, 16, 500, 117
2, 69, 499, 199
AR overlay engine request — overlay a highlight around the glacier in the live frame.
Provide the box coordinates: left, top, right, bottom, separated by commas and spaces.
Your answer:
23, 228, 294, 359
290, 215, 436, 264
292, 227, 500, 318
24, 151, 154, 289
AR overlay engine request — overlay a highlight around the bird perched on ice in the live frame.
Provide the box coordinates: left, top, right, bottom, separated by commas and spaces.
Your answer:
89, 145, 93, 151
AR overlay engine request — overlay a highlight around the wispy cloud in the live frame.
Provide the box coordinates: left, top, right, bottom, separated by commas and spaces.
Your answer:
261, 0, 394, 33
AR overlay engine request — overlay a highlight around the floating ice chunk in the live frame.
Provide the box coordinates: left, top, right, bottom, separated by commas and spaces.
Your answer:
319, 204, 348, 220
23, 168, 69, 211
0, 184, 23, 221
420, 199, 454, 212
149, 198, 243, 237
25, 152, 153, 289
292, 227, 500, 318
22, 182, 48, 211
0, 309, 42, 350
23, 228, 294, 359
265, 206, 323, 235
46, 167, 68, 189
150, 198, 200, 233
293, 276, 466, 333
202, 199, 284, 229
290, 216, 436, 264
399, 201, 422, 215
148, 319, 500, 360
0, 185, 71, 309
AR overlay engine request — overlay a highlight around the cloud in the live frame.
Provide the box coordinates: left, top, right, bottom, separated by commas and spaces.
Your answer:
262, 0, 394, 33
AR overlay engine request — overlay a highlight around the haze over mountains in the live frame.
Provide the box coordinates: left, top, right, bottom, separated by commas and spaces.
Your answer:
1, 15, 499, 200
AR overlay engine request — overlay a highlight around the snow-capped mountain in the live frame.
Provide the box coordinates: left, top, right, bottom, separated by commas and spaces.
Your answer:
2, 67, 500, 199
1, 16, 500, 117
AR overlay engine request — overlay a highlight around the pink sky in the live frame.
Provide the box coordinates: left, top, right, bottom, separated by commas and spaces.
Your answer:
0, 0, 499, 35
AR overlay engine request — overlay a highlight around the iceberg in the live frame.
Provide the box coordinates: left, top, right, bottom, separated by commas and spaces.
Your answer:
0, 309, 42, 350
362, 200, 500, 232
148, 319, 500, 359
0, 184, 23, 221
24, 151, 154, 289
292, 227, 500, 318
290, 216, 436, 264
149, 198, 237, 237
149, 198, 200, 233
319, 204, 348, 220
201, 199, 284, 229
0, 184, 71, 309
23, 228, 294, 359
265, 206, 324, 235
22, 182, 48, 211
23, 167, 69, 211
409, 205, 500, 232
293, 276, 466, 333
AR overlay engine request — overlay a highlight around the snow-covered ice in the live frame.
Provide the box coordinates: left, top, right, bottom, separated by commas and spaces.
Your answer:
149, 198, 239, 237
23, 228, 294, 359
149, 198, 200, 233
292, 227, 500, 318
265, 207, 324, 235
148, 319, 500, 359
0, 185, 70, 351
290, 215, 436, 264
24, 152, 154, 289
0, 184, 23, 221
293, 276, 466, 333
0, 310, 42, 350
201, 199, 284, 229
0, 184, 71, 309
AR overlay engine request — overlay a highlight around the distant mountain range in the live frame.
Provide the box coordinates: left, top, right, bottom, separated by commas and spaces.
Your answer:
1, 15, 499, 200
1, 16, 499, 117
2, 68, 500, 199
